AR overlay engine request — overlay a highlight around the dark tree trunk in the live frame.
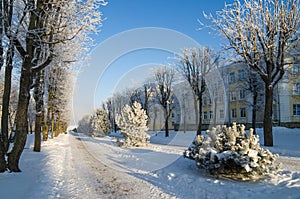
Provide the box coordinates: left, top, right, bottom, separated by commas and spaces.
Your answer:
197, 95, 203, 135
0, 142, 6, 172
252, 88, 258, 134
34, 113, 42, 152
29, 125, 33, 134
0, 0, 5, 172
33, 72, 44, 152
164, 106, 169, 137
8, 57, 32, 172
153, 109, 157, 132
213, 97, 218, 127
193, 94, 199, 134
1, 43, 14, 153
263, 84, 273, 146
0, 0, 3, 72
51, 110, 55, 138
43, 108, 50, 141
164, 118, 169, 137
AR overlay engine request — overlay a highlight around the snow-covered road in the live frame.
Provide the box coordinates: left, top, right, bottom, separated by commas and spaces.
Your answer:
39, 132, 175, 199
2, 128, 300, 199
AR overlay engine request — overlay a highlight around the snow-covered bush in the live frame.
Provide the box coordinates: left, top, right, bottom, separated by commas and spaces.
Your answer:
184, 123, 279, 180
89, 109, 111, 137
77, 115, 92, 134
116, 102, 149, 147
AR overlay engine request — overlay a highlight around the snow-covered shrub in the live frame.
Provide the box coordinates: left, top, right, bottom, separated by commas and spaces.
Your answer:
184, 123, 279, 180
89, 109, 111, 137
116, 102, 149, 147
77, 115, 92, 134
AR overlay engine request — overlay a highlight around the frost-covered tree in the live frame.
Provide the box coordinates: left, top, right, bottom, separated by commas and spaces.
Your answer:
176, 47, 219, 135
127, 82, 154, 122
2, 0, 106, 171
153, 66, 176, 137
207, 0, 300, 146
184, 123, 279, 180
89, 109, 110, 137
116, 102, 149, 147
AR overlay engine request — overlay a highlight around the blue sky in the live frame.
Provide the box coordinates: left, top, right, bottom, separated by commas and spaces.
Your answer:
73, 0, 235, 122
97, 0, 232, 48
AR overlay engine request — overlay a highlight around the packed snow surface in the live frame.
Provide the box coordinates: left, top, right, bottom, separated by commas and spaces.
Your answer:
0, 127, 299, 199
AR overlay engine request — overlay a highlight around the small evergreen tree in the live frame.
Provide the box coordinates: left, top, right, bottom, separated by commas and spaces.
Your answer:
116, 102, 149, 147
184, 123, 279, 180
90, 109, 110, 137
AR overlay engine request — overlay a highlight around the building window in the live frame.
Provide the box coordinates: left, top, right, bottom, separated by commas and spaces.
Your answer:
203, 111, 207, 120
209, 111, 213, 120
238, 69, 245, 80
240, 108, 246, 118
219, 109, 224, 119
239, 89, 246, 100
293, 104, 300, 116
292, 83, 300, 95
231, 108, 237, 118
229, 72, 236, 83
230, 91, 237, 101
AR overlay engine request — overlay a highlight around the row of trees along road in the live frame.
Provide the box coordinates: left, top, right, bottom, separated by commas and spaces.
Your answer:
0, 0, 106, 172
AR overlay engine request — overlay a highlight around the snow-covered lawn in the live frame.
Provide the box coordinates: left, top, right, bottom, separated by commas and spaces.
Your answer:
0, 127, 299, 199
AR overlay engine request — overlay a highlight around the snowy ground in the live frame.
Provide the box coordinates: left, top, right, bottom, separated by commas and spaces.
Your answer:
0, 127, 299, 199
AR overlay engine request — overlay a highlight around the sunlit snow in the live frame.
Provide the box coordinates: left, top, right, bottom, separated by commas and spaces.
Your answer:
0, 127, 299, 199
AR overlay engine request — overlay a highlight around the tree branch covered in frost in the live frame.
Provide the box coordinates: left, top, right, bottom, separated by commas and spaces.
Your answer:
207, 0, 300, 87
184, 123, 279, 180
116, 102, 149, 147
205, 0, 300, 147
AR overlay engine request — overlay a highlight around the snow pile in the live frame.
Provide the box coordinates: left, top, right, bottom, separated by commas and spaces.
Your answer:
184, 123, 279, 180
89, 108, 110, 137
116, 102, 149, 147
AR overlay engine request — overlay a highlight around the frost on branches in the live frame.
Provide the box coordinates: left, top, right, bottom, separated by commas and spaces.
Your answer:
116, 102, 149, 147
89, 109, 111, 137
184, 123, 279, 180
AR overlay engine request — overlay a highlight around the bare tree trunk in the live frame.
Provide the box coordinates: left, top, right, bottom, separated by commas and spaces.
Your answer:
193, 94, 199, 133
0, 142, 6, 172
252, 88, 258, 134
197, 96, 203, 135
34, 112, 42, 152
153, 107, 157, 133
0, 0, 6, 172
263, 84, 273, 146
33, 72, 44, 152
51, 110, 55, 138
43, 108, 50, 141
164, 117, 169, 137
8, 57, 32, 172
213, 97, 218, 126
1, 43, 14, 153
29, 124, 33, 134
164, 107, 169, 137
56, 112, 61, 136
